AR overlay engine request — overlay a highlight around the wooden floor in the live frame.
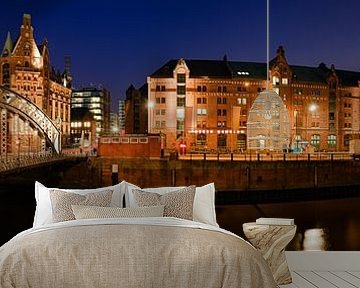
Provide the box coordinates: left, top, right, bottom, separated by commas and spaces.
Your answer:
280, 251, 360, 288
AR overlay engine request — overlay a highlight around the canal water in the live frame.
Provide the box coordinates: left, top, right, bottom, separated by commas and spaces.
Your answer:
216, 196, 360, 251
0, 175, 359, 250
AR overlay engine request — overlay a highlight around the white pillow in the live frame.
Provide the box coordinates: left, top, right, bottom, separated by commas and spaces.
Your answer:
33, 181, 126, 227
124, 182, 218, 227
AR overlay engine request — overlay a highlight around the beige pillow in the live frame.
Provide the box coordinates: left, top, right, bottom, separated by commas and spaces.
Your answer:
132, 186, 196, 220
71, 205, 164, 219
49, 189, 113, 222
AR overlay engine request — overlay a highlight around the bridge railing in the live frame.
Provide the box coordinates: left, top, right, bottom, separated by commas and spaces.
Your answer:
0, 152, 66, 172
178, 152, 355, 161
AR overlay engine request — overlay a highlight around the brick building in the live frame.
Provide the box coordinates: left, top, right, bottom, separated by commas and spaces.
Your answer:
0, 14, 72, 147
146, 47, 360, 153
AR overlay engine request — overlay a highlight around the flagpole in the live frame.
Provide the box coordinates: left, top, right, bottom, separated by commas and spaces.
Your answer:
267, 0, 269, 91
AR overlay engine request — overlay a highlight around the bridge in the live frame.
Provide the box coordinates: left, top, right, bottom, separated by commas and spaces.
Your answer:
0, 152, 86, 175
0, 85, 61, 157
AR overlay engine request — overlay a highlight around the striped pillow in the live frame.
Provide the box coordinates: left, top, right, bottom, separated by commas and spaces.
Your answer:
72, 205, 164, 219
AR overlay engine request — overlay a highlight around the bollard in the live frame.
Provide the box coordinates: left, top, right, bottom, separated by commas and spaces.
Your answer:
111, 164, 118, 185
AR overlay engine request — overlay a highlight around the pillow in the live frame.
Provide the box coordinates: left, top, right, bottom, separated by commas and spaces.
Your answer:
33, 181, 127, 227
124, 182, 218, 227
132, 186, 196, 220
50, 189, 113, 222
72, 205, 164, 220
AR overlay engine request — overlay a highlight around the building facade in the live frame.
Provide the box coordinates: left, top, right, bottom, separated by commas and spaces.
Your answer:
0, 14, 72, 150
71, 87, 111, 136
70, 107, 96, 151
147, 47, 360, 153
118, 100, 125, 134
110, 112, 119, 134
124, 84, 148, 134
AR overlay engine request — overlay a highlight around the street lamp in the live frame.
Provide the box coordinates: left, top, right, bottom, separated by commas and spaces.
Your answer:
307, 103, 318, 150
147, 100, 154, 133
309, 103, 318, 113
294, 109, 299, 152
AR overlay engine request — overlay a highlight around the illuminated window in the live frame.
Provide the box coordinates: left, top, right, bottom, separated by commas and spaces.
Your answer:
272, 76, 280, 86
282, 78, 288, 85
197, 108, 207, 115
176, 108, 184, 119
310, 134, 320, 147
328, 135, 336, 147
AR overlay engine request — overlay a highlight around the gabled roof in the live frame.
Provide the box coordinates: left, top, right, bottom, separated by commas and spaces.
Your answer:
228, 61, 267, 79
151, 58, 360, 87
291, 65, 328, 84
336, 69, 360, 87
151, 59, 233, 78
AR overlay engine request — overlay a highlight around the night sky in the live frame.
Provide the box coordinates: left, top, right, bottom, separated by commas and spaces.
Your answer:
2, 0, 360, 111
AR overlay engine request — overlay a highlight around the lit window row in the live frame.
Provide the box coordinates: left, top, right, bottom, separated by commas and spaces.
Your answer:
71, 121, 91, 128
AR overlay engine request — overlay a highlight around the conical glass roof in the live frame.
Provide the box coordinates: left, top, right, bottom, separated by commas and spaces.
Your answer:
247, 90, 290, 151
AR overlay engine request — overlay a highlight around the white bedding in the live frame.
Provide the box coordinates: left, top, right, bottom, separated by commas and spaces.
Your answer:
0, 217, 277, 287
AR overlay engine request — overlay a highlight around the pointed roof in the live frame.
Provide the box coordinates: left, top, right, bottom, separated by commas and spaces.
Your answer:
2, 32, 13, 56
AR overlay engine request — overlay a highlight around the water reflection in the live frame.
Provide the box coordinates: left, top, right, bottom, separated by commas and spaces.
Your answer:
216, 196, 360, 251
302, 228, 330, 251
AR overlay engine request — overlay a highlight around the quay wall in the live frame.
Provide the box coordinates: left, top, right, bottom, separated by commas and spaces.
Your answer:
92, 157, 360, 191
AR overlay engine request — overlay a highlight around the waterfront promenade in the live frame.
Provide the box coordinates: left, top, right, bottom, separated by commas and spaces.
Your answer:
178, 151, 354, 162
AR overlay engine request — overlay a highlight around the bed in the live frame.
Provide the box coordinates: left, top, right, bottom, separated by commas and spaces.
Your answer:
0, 181, 276, 287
